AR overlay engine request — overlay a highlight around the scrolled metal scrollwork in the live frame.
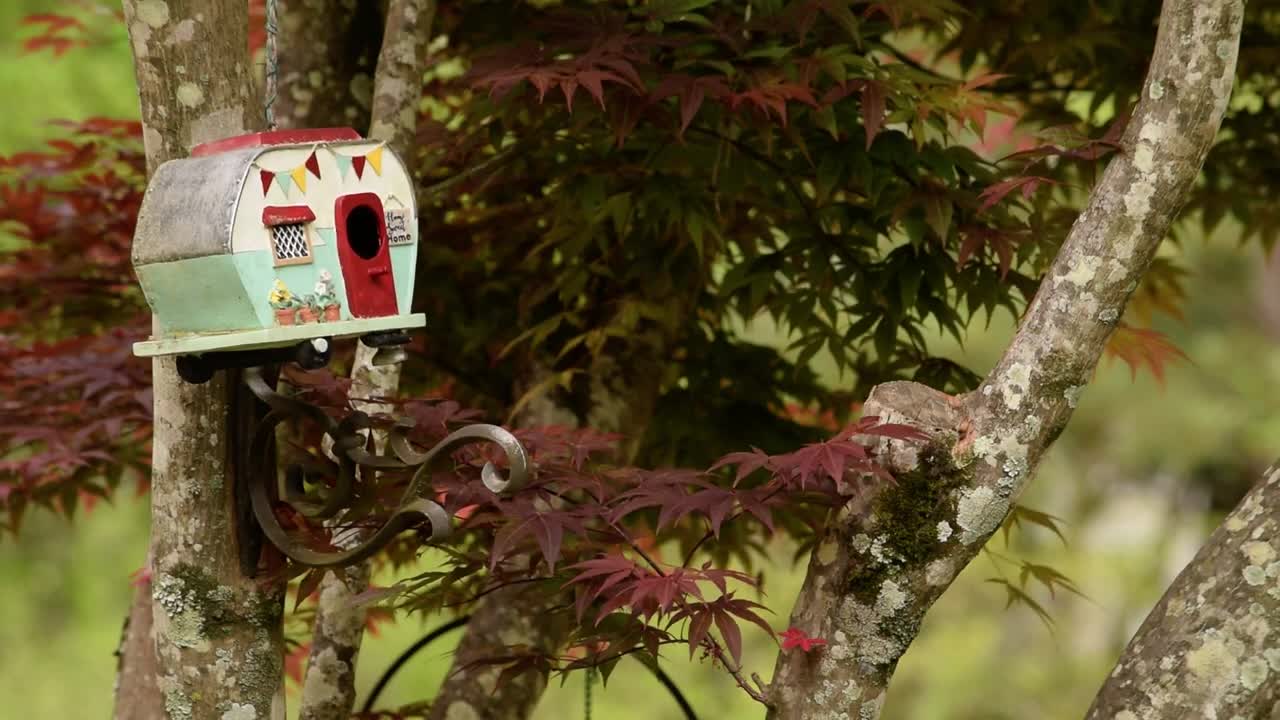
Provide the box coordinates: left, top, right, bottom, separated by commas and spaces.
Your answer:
242, 367, 529, 568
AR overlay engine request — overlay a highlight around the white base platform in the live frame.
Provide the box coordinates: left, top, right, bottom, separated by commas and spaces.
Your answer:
133, 313, 426, 357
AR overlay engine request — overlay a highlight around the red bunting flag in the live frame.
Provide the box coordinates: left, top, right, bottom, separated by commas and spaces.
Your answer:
352, 155, 367, 180
259, 169, 275, 195
305, 151, 321, 180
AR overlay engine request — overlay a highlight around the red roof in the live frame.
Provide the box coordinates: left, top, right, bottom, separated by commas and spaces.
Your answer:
191, 128, 363, 157
262, 205, 317, 226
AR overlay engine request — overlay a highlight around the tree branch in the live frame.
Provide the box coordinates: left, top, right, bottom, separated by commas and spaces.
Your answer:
274, 0, 384, 131
369, 0, 434, 155
766, 1, 1245, 717
113, 553, 162, 720
297, 4, 434, 718
1087, 464, 1280, 718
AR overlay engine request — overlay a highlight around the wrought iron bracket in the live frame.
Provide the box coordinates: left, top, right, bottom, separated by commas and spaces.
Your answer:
239, 366, 528, 572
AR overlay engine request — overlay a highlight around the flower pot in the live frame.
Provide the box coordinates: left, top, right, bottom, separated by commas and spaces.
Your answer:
298, 307, 319, 323
323, 305, 340, 322
275, 308, 296, 325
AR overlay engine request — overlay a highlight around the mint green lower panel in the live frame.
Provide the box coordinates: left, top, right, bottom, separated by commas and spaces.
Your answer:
231, 229, 418, 326
136, 255, 258, 333
139, 234, 420, 339
232, 243, 352, 325
390, 242, 418, 312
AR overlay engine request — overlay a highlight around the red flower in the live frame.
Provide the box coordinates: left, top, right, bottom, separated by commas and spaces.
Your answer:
779, 627, 827, 652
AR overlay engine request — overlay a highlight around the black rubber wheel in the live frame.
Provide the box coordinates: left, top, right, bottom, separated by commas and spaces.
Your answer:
361, 330, 411, 348
175, 355, 215, 384
294, 338, 333, 370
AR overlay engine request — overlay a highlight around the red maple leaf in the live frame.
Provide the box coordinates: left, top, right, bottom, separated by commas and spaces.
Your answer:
1103, 323, 1189, 384
283, 641, 312, 685
779, 627, 827, 652
978, 175, 1060, 212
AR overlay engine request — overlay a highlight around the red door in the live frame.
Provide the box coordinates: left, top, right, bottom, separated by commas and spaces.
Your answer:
335, 192, 399, 317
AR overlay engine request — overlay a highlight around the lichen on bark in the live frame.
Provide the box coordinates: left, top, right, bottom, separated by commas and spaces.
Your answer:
274, 0, 384, 131
118, 3, 286, 718
296, 4, 432, 715
765, 2, 1245, 718
1087, 465, 1280, 719
297, 344, 400, 720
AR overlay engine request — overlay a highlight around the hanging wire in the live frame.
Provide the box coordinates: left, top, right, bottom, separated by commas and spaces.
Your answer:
584, 666, 596, 720
263, 0, 280, 130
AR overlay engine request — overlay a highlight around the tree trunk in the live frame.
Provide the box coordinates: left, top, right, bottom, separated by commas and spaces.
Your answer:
765, 1, 1244, 717
296, 346, 400, 720
274, 0, 384, 131
296, 4, 433, 716
115, 554, 163, 720
1087, 465, 1280, 719
116, 3, 285, 719
369, 0, 433, 158
426, 348, 672, 720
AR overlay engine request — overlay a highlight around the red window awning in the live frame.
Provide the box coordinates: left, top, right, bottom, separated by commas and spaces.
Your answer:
262, 205, 316, 226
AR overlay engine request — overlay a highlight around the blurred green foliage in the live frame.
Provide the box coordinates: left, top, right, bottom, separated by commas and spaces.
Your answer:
0, 1, 135, 154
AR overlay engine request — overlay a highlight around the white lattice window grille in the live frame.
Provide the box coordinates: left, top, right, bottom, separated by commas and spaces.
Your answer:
271, 223, 312, 266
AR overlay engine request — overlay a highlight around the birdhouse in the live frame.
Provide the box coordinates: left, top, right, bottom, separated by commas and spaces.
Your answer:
130, 128, 424, 381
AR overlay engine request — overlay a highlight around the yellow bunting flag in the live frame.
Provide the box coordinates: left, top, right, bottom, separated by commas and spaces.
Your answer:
290, 165, 308, 193
367, 146, 384, 176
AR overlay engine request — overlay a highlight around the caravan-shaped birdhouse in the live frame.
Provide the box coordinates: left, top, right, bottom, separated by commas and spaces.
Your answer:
131, 128, 424, 381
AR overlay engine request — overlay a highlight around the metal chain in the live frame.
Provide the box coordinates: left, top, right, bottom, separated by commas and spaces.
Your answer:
584, 666, 596, 720
263, 0, 279, 130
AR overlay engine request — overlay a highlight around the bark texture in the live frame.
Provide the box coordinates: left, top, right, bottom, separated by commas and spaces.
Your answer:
274, 0, 384, 131
766, 2, 1244, 718
369, 0, 433, 156
297, 344, 401, 720
120, 3, 285, 719
297, 5, 431, 715
1088, 465, 1280, 720
115, 560, 164, 720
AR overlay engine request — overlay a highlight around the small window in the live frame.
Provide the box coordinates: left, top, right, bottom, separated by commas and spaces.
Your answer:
271, 223, 313, 266
262, 205, 317, 267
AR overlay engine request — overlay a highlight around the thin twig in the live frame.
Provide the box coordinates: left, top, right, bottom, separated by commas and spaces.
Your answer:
444, 575, 555, 608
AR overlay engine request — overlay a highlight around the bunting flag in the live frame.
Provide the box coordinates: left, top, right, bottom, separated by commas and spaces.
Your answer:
331, 144, 386, 182
255, 146, 322, 198
334, 153, 353, 180
275, 171, 294, 196
290, 165, 309, 193
253, 142, 393, 199
305, 151, 321, 179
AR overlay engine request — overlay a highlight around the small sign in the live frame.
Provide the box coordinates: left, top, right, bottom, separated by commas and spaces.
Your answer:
386, 209, 413, 246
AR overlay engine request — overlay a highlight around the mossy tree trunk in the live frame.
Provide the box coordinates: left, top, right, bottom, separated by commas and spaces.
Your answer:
764, 1, 1245, 718
116, 2, 286, 719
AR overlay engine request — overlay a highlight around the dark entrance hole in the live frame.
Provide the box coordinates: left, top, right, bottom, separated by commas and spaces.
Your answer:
346, 204, 382, 260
